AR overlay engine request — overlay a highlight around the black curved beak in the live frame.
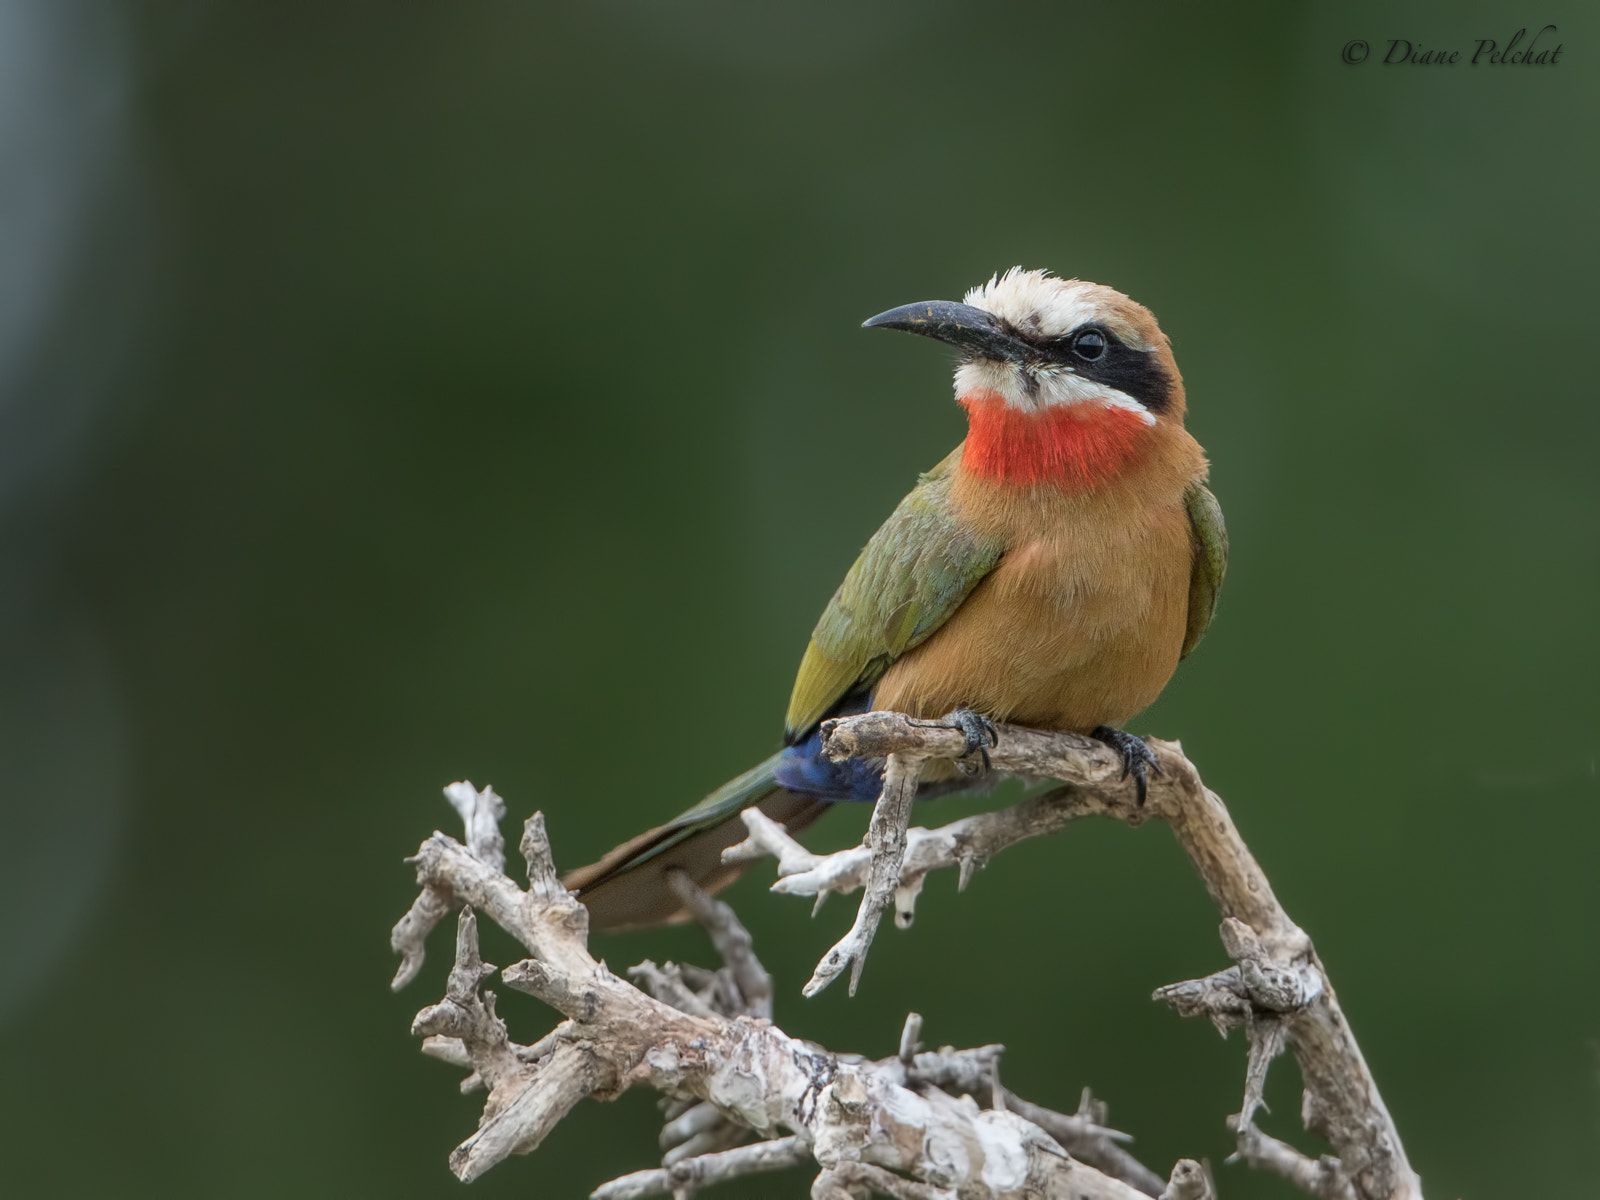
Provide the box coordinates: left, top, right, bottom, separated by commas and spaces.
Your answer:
861, 300, 1032, 364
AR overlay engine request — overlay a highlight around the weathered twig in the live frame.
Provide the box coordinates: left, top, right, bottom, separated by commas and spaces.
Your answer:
626, 870, 779, 1164
1160, 1158, 1216, 1200
392, 782, 1183, 1198
666, 870, 772, 1020
591, 1136, 811, 1199
804, 748, 926, 996
389, 780, 506, 990
1230, 1123, 1355, 1200
724, 711, 1421, 1200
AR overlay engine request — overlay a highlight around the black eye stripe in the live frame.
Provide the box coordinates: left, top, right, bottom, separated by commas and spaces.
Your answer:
1031, 326, 1173, 414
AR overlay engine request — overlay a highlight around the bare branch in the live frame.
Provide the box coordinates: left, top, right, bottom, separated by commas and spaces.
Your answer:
898, 1012, 923, 1064
408, 907, 515, 1092
1231, 1123, 1357, 1200
592, 1136, 810, 1199
804, 749, 924, 996
444, 780, 506, 873
666, 870, 773, 1020
1160, 1158, 1216, 1200
393, 783, 1184, 1199
390, 781, 510, 990
726, 711, 1421, 1200
628, 960, 721, 1019
659, 1100, 732, 1153
393, 721, 1423, 1200
994, 1091, 1162, 1194
389, 885, 451, 991
812, 1161, 958, 1199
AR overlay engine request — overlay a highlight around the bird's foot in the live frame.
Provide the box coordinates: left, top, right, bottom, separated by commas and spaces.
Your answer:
1092, 726, 1161, 805
938, 705, 998, 774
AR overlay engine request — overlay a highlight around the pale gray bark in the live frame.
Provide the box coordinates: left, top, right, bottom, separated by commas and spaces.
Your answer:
393, 789, 1172, 1197
389, 711, 1423, 1200
724, 711, 1422, 1200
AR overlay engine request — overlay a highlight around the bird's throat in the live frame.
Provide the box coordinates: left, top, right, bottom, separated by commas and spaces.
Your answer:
958, 389, 1150, 490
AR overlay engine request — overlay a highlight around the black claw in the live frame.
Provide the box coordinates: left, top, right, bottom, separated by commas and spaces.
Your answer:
1092, 726, 1159, 805
949, 706, 998, 770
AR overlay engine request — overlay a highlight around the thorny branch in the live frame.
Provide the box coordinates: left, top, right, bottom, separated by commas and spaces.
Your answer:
390, 712, 1422, 1200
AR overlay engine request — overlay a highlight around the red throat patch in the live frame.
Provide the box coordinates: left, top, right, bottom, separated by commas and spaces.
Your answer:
958, 389, 1151, 489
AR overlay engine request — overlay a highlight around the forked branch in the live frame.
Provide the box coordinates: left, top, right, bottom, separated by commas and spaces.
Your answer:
390, 711, 1422, 1200
392, 785, 1197, 1198
722, 710, 1422, 1200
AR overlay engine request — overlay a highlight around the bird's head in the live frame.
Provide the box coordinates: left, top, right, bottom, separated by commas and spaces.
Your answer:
864, 268, 1187, 489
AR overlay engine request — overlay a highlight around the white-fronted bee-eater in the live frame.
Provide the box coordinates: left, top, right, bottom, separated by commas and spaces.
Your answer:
566, 268, 1227, 928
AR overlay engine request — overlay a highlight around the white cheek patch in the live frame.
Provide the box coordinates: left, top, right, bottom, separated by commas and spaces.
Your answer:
954, 362, 1156, 426
955, 360, 1017, 403
1039, 370, 1157, 424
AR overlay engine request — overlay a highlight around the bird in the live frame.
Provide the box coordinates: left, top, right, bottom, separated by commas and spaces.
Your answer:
563, 267, 1226, 929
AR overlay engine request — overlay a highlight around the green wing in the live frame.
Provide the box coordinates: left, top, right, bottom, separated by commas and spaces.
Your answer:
1181, 481, 1228, 659
785, 448, 1006, 740
568, 446, 1004, 925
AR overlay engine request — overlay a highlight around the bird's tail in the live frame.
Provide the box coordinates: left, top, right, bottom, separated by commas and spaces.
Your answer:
561, 751, 828, 930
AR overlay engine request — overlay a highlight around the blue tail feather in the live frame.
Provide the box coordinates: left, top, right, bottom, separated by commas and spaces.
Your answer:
775, 694, 983, 803
775, 721, 886, 800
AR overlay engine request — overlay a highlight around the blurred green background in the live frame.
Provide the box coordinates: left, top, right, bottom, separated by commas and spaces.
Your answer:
0, 2, 1595, 1197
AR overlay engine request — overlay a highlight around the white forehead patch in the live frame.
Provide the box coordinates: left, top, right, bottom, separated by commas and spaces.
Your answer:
964, 267, 1154, 351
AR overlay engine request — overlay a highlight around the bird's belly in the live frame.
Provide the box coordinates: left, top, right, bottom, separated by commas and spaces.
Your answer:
872, 518, 1191, 733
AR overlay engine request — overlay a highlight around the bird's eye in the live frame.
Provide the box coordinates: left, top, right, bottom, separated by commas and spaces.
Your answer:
1071, 329, 1108, 362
